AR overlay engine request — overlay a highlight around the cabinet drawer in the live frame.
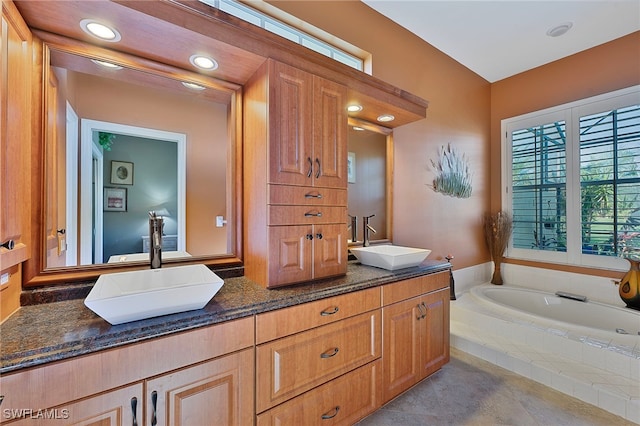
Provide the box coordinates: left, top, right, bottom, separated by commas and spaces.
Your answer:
256, 310, 381, 412
382, 271, 449, 306
269, 205, 347, 225
256, 287, 381, 343
269, 184, 347, 206
256, 360, 381, 426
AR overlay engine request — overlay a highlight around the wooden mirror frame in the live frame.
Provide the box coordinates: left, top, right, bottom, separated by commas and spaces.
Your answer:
347, 117, 394, 246
23, 34, 243, 287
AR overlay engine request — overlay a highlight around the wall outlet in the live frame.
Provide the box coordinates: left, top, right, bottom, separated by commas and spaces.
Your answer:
216, 216, 227, 227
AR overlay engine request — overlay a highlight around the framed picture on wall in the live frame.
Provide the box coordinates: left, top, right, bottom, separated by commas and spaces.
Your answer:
111, 160, 134, 185
347, 152, 356, 183
104, 187, 127, 212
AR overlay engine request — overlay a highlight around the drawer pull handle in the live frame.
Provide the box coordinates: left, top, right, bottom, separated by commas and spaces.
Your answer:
304, 192, 323, 199
151, 390, 158, 426
416, 303, 426, 320
320, 347, 339, 358
321, 406, 340, 420
421, 301, 428, 319
304, 211, 322, 217
131, 397, 138, 426
315, 158, 321, 179
320, 306, 339, 316
307, 157, 313, 178
1, 240, 14, 250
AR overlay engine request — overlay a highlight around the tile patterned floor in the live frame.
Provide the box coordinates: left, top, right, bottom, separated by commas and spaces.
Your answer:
357, 348, 634, 426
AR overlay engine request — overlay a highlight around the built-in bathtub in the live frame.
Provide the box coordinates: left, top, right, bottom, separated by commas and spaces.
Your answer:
450, 264, 640, 424
471, 286, 640, 335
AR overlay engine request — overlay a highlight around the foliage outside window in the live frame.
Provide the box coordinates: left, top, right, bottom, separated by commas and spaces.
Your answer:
503, 87, 640, 268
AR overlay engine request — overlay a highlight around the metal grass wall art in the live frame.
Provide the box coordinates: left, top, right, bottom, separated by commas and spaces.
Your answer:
430, 143, 473, 198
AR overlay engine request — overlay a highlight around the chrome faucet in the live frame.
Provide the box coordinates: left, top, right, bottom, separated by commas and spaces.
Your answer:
149, 211, 163, 269
363, 214, 377, 247
348, 214, 358, 242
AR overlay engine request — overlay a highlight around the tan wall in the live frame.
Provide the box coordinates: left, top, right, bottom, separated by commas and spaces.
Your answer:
269, 1, 491, 269
70, 73, 230, 257
490, 31, 640, 276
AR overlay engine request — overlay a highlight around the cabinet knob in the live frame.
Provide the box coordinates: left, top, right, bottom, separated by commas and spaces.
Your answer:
316, 233, 323, 240
321, 406, 340, 420
306, 234, 314, 240
1, 240, 14, 250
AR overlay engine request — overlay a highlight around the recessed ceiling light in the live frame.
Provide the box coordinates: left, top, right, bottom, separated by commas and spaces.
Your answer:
352, 126, 365, 131
182, 82, 206, 91
377, 114, 395, 123
80, 19, 121, 42
347, 104, 363, 112
189, 55, 218, 71
546, 22, 573, 38
91, 59, 123, 69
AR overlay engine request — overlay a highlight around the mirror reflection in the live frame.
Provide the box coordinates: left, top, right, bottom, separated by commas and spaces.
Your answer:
45, 47, 234, 269
347, 122, 391, 244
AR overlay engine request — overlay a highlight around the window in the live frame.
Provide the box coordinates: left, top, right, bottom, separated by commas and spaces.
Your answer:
199, 0, 365, 71
503, 87, 640, 269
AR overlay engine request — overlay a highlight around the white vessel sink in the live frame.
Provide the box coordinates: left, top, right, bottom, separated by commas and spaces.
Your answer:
350, 245, 431, 270
85, 264, 224, 325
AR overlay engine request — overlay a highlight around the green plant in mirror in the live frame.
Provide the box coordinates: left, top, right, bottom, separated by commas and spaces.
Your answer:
98, 132, 116, 151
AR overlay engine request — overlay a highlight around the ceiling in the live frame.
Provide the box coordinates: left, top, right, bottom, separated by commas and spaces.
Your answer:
362, 0, 640, 83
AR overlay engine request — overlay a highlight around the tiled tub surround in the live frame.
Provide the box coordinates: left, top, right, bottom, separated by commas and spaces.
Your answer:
0, 260, 449, 374
450, 263, 640, 424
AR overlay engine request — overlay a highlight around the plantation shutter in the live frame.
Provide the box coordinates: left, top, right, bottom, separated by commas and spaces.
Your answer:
579, 104, 640, 256
511, 121, 567, 252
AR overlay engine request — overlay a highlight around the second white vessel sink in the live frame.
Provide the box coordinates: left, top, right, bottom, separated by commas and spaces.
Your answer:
350, 245, 431, 270
85, 264, 224, 325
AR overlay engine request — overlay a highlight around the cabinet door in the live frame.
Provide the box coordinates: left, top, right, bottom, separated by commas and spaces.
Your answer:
313, 223, 347, 279
312, 76, 347, 189
268, 61, 313, 186
382, 295, 423, 403
8, 383, 143, 426
147, 348, 254, 426
1, 0, 31, 270
422, 288, 450, 378
268, 225, 313, 287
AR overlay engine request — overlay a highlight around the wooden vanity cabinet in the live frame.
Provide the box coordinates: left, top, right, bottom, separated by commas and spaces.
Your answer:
244, 59, 349, 288
255, 287, 382, 423
381, 272, 450, 403
0, 317, 254, 425
1, 0, 32, 292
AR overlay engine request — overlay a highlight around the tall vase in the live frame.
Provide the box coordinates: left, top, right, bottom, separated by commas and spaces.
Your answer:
491, 260, 503, 285
619, 258, 640, 310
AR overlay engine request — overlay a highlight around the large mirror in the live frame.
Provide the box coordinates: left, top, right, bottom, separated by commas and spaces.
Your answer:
41, 41, 241, 273
347, 118, 392, 245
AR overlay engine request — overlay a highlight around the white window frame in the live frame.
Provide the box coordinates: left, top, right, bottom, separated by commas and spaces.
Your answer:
502, 85, 640, 272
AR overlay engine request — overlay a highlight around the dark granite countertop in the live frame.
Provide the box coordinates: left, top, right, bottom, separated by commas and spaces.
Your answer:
0, 260, 449, 374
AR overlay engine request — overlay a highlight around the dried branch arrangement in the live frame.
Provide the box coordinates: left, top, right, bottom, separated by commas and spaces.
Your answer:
483, 211, 513, 285
430, 143, 473, 199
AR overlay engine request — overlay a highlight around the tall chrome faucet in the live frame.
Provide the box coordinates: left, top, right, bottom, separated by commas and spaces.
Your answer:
149, 211, 163, 269
363, 214, 377, 247
348, 214, 358, 243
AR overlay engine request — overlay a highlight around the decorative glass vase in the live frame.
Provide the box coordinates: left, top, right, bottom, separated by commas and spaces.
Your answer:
619, 258, 640, 310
